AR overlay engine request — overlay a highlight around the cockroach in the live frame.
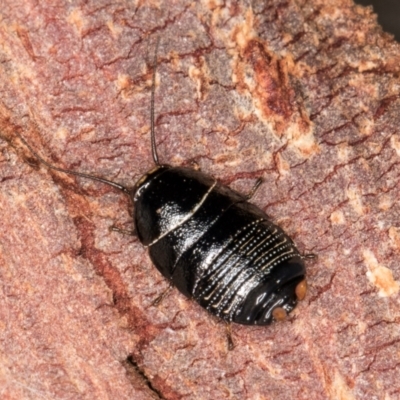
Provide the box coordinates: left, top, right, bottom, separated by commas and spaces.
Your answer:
16, 40, 309, 333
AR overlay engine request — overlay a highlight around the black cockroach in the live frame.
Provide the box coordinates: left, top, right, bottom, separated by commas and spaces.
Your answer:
16, 40, 309, 329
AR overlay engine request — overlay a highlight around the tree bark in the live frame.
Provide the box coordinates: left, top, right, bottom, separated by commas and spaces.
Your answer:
0, 0, 399, 399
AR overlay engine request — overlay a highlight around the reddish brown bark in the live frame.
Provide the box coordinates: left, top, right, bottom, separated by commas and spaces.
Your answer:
0, 1, 399, 399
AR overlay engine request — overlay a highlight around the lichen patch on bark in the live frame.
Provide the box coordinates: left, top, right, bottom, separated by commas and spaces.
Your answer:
364, 249, 400, 297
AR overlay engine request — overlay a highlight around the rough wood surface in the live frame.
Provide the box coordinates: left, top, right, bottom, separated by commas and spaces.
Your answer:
0, 1, 399, 399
